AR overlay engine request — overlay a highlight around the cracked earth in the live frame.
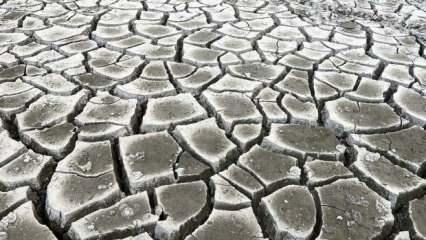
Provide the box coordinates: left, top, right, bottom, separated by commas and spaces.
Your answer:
0, 0, 425, 239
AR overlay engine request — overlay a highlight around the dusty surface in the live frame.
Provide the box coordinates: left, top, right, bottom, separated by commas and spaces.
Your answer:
0, 0, 425, 239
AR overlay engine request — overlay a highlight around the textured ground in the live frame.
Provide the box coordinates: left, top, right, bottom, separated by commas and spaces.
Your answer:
0, 0, 426, 239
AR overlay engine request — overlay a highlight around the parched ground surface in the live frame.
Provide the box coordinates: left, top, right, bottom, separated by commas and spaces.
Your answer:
0, 0, 425, 239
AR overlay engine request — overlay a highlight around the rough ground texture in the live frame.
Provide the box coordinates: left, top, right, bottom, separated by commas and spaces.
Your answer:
0, 0, 425, 239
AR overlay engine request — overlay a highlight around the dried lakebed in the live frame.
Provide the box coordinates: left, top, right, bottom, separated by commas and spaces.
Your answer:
0, 0, 425, 239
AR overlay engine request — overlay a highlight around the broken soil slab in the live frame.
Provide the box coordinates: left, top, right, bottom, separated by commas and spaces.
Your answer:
304, 160, 353, 187
238, 145, 300, 193
260, 185, 317, 240
262, 124, 342, 161
15, 90, 90, 131
175, 151, 213, 182
351, 146, 426, 208
119, 131, 180, 193
348, 126, 426, 175
323, 97, 406, 135
219, 164, 265, 203
154, 181, 209, 240
409, 196, 426, 240
209, 174, 251, 210
184, 208, 267, 240
173, 118, 237, 173
0, 150, 55, 190
201, 90, 263, 133
0, 201, 57, 240
141, 93, 207, 132
316, 178, 394, 240
68, 192, 158, 240
20, 122, 76, 159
